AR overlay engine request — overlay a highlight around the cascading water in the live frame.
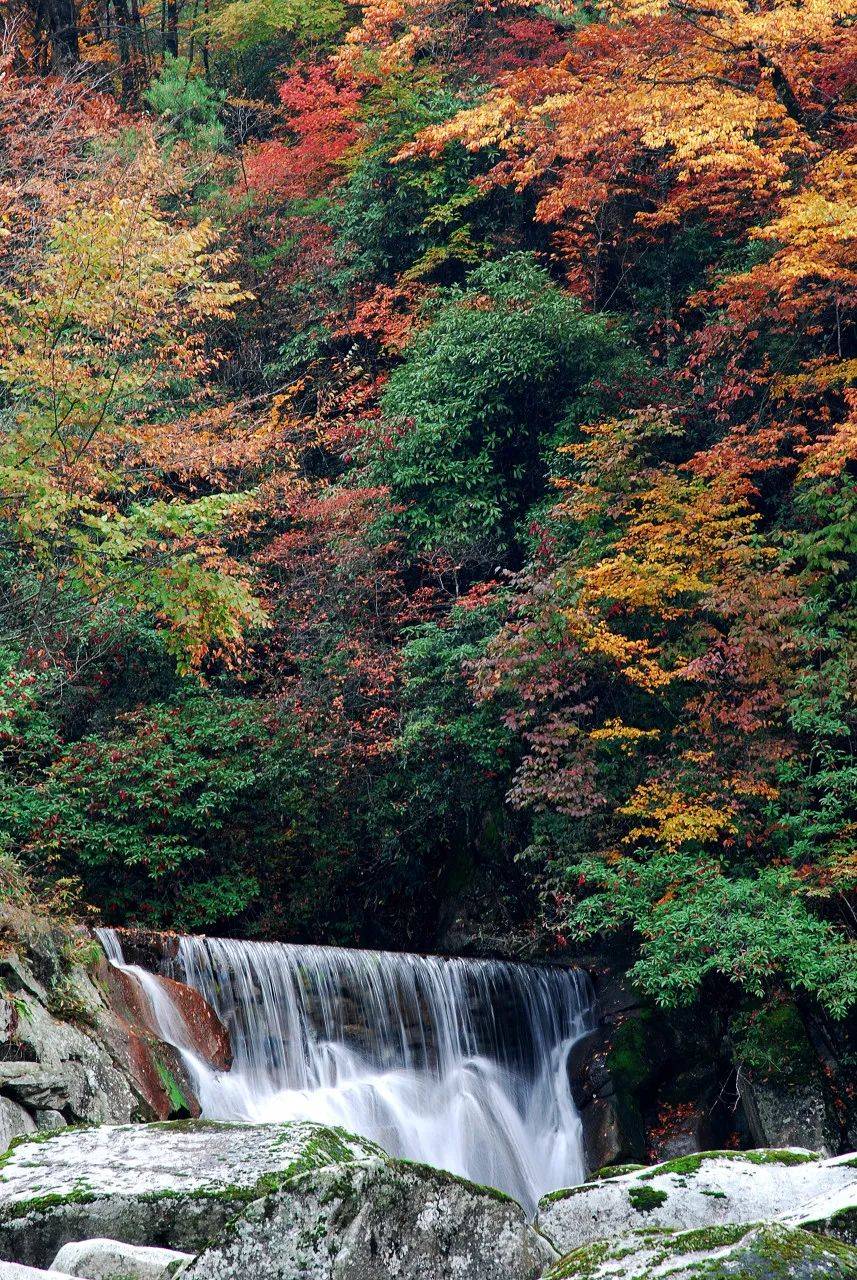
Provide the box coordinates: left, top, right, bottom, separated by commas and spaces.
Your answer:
97, 929, 595, 1214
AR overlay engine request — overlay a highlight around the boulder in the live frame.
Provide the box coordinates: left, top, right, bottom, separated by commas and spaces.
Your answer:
183, 1157, 556, 1280
33, 1113, 65, 1134
0, 1100, 35, 1156
538, 1149, 857, 1255
0, 1120, 383, 1267
51, 1239, 193, 1279
0, 1265, 78, 1279
544, 1222, 857, 1279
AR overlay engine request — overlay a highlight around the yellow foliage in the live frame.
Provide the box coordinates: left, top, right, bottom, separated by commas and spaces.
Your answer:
620, 782, 738, 851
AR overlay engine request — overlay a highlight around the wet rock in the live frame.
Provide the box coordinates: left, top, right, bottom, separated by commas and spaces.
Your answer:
103, 967, 230, 1074
183, 1158, 556, 1280
0, 1120, 383, 1267
538, 1149, 857, 1255
544, 1222, 857, 1279
567, 1030, 602, 1110
0, 1099, 34, 1156
51, 1239, 193, 1279
579, 1097, 635, 1172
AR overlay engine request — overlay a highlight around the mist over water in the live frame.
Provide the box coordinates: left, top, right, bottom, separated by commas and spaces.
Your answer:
98, 929, 594, 1213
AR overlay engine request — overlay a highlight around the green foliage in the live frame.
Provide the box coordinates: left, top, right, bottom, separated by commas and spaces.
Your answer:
205, 0, 345, 54
371, 254, 637, 562
335, 84, 490, 283
563, 853, 857, 1016
35, 694, 268, 925
144, 56, 228, 151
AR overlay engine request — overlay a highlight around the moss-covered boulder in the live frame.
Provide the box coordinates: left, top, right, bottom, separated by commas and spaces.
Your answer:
0, 1120, 381, 1267
538, 1149, 857, 1255
182, 1157, 556, 1280
545, 1222, 857, 1279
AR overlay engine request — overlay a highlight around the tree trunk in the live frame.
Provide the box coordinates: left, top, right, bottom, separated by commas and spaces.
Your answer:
45, 0, 80, 68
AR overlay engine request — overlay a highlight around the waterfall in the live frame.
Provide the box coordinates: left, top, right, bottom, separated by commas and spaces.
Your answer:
97, 929, 595, 1213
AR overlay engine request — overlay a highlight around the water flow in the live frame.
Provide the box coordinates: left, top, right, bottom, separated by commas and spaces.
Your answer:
97, 929, 594, 1213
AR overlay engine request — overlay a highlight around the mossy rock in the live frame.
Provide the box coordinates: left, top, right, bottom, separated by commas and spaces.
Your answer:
586, 1164, 646, 1183
731, 1000, 820, 1087
0, 1119, 384, 1268
546, 1223, 857, 1279
605, 1013, 656, 1096
181, 1150, 555, 1280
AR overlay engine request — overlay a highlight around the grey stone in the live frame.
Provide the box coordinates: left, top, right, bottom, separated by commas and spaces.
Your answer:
0, 1066, 70, 1112
34, 1113, 66, 1134
544, 1222, 857, 1279
51, 1239, 193, 1279
1, 962, 135, 1129
0, 1099, 35, 1156
739, 1075, 838, 1157
0, 1119, 383, 1267
538, 1149, 857, 1256
0, 1265, 78, 1280
183, 1157, 556, 1280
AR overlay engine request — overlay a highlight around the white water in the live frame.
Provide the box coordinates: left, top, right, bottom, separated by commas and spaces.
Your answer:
97, 929, 594, 1213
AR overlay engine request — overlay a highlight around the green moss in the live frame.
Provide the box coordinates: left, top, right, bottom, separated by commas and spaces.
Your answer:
540, 1183, 599, 1205
6, 1187, 98, 1219
545, 1238, 630, 1279
586, 1163, 646, 1182
671, 1224, 748, 1251
388, 1156, 513, 1203
153, 1056, 193, 1116
628, 1185, 668, 1213
605, 1012, 654, 1095
639, 1148, 815, 1179
731, 1000, 820, 1086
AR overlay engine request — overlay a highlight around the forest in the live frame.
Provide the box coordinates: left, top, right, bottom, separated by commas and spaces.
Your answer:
0, 0, 855, 1033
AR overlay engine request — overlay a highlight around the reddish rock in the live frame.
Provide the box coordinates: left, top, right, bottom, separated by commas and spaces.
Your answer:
102, 963, 231, 1073
97, 961, 229, 1121
126, 1027, 201, 1121
154, 973, 232, 1072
